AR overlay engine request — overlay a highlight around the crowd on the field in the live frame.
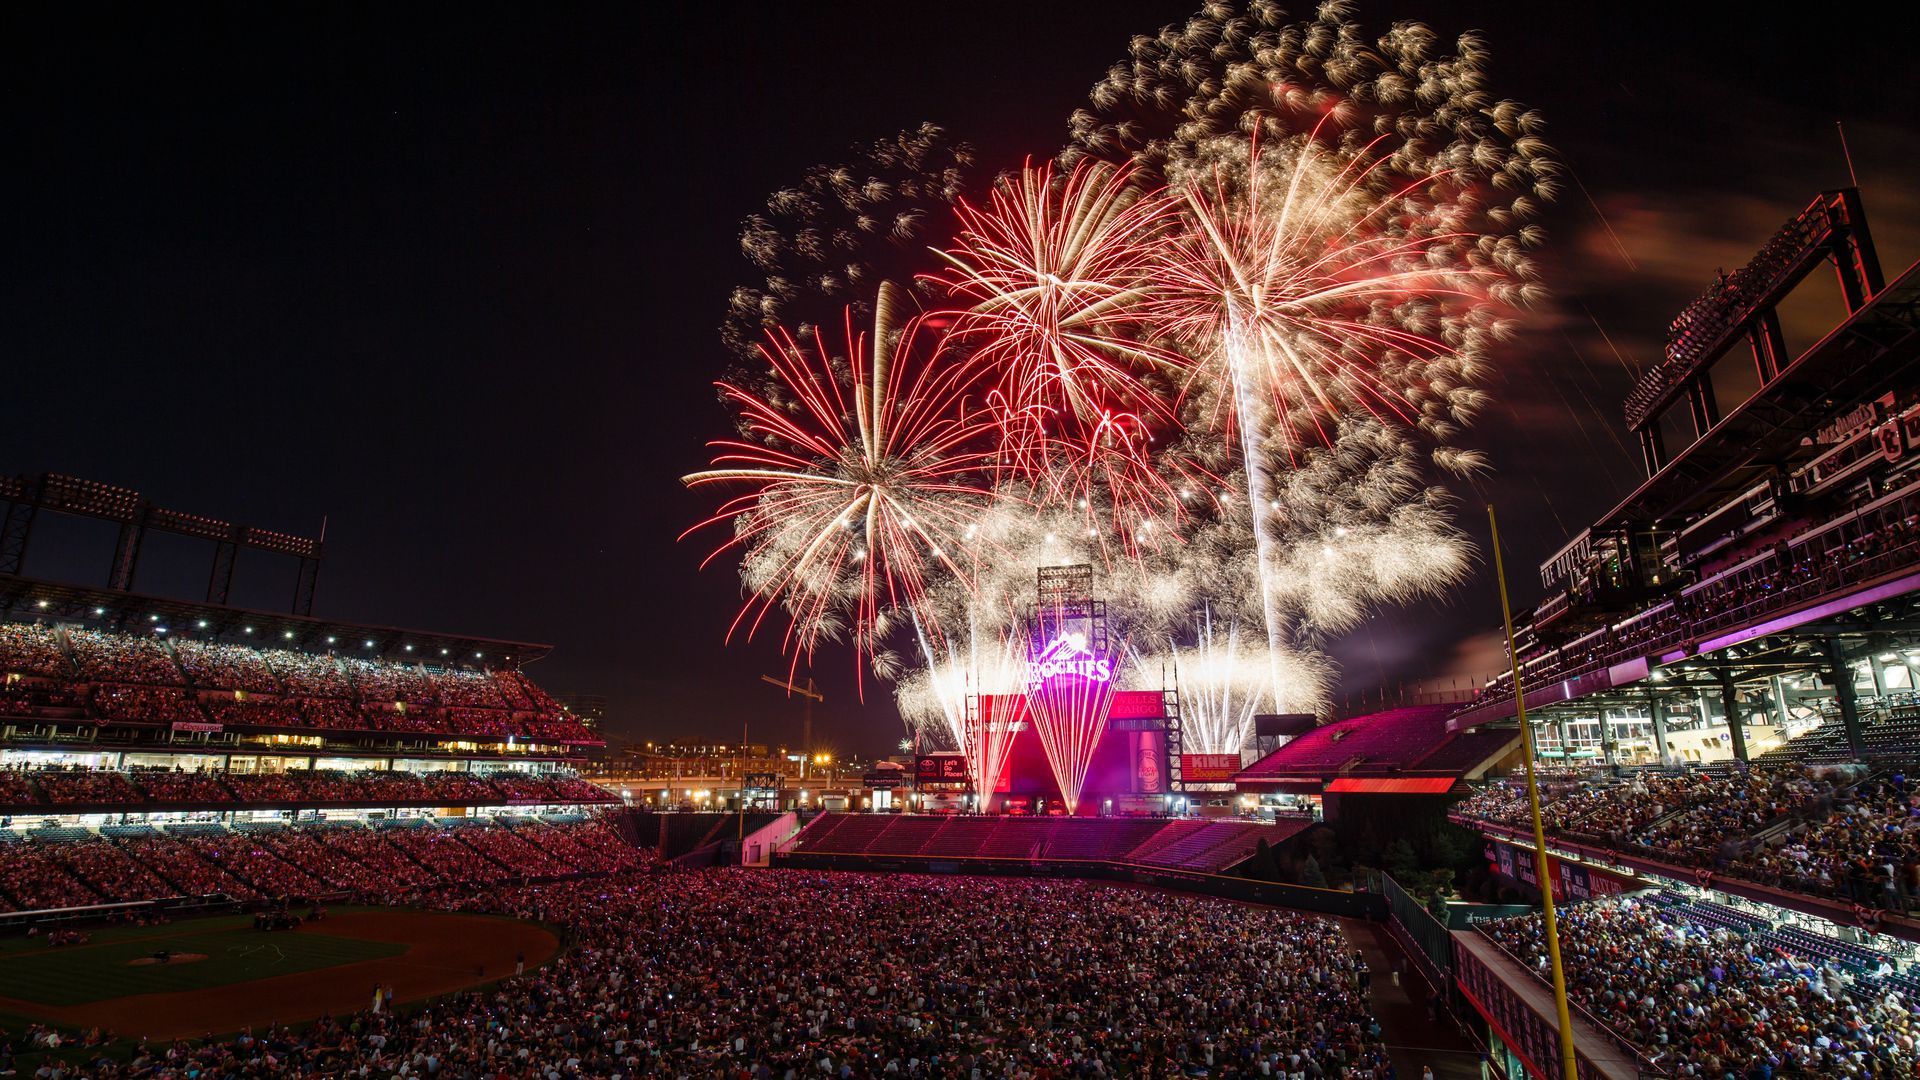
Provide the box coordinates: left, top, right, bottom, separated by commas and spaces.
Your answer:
1454, 765, 1920, 909
1480, 895, 1917, 1077
21, 870, 1393, 1080
0, 818, 646, 912
0, 763, 612, 810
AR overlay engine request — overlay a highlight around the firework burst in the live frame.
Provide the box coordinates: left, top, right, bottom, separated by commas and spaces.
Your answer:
690, 0, 1555, 758
934, 162, 1197, 530
684, 282, 995, 674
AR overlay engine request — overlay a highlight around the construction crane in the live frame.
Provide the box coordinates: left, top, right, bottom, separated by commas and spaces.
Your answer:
759, 674, 823, 774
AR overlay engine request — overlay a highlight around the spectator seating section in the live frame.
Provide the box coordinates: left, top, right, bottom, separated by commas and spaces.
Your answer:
791, 813, 1315, 874
1453, 765, 1920, 912
1235, 706, 1503, 781
0, 816, 648, 913
0, 621, 598, 744
1480, 894, 1910, 1077
0, 765, 614, 811
1466, 501, 1920, 722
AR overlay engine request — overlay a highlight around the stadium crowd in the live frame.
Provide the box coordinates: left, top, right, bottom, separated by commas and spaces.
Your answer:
0, 621, 598, 744
64, 630, 183, 686
0, 763, 613, 810
0, 623, 69, 678
1454, 765, 1920, 910
1480, 895, 1917, 1077
0, 818, 643, 911
1738, 774, 1920, 908
27, 870, 1392, 1079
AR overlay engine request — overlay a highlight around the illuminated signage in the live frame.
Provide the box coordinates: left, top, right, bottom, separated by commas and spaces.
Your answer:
1024, 633, 1112, 687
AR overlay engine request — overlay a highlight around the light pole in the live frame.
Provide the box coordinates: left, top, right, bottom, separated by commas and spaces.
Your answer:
1490, 504, 1578, 1080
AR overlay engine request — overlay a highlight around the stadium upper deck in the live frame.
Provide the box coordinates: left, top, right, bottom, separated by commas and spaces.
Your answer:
0, 473, 600, 768
0, 608, 596, 758
1446, 189, 1920, 765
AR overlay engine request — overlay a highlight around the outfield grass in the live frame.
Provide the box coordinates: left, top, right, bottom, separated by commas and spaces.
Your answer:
0, 916, 405, 1006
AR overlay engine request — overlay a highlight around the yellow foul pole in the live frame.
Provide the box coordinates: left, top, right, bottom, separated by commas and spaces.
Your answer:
1488, 504, 1579, 1080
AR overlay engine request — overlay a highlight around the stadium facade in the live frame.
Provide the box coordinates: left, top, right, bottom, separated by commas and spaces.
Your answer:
0, 475, 625, 920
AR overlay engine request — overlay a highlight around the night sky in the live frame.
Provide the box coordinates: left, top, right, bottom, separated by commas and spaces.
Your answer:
4, 3, 1918, 755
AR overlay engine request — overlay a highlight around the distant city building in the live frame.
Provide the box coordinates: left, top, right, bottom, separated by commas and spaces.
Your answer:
557, 692, 607, 731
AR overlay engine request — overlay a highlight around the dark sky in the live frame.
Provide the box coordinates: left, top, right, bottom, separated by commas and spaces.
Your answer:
4, 2, 1917, 755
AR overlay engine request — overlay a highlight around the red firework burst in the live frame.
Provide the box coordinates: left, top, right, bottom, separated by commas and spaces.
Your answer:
933, 161, 1202, 545
682, 283, 995, 675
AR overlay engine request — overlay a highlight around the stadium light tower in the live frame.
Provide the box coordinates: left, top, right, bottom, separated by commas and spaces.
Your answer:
759, 674, 823, 779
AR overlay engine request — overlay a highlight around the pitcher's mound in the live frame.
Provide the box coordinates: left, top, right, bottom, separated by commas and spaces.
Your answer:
127, 953, 208, 967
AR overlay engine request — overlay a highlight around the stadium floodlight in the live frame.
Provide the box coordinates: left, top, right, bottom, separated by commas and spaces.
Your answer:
283, 631, 294, 640
326, 636, 336, 644
404, 644, 413, 652
198, 620, 209, 629
93, 607, 105, 616
244, 627, 253, 634
474, 652, 482, 659
35, 600, 47, 609
148, 614, 158, 622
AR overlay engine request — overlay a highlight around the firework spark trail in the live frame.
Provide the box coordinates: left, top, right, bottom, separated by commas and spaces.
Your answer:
1171, 610, 1263, 758
904, 608, 1026, 797
1139, 91, 1540, 695
1223, 316, 1289, 699
906, 612, 970, 751
1157, 132, 1503, 452
1156, 608, 1333, 756
683, 282, 996, 680
967, 687, 1021, 804
1150, 130, 1474, 697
